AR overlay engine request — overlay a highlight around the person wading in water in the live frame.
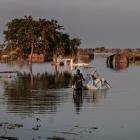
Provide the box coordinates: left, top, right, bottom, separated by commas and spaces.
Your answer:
73, 69, 84, 92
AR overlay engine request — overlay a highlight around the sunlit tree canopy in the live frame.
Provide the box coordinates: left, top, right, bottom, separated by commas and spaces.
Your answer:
3, 16, 81, 58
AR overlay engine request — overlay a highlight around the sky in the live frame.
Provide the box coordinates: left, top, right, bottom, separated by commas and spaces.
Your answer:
0, 0, 140, 48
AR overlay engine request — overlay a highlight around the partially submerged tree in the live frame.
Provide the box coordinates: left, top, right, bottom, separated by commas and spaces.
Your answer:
3, 16, 81, 61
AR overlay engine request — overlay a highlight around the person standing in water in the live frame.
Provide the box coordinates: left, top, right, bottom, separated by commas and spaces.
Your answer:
73, 69, 84, 91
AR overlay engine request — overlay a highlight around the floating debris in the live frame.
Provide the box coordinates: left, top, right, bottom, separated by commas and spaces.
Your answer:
0, 136, 18, 140
7, 124, 17, 129
90, 126, 98, 130
0, 122, 23, 130
6, 123, 23, 129
55, 131, 79, 135
32, 127, 39, 131
47, 136, 66, 140
88, 131, 92, 133
74, 125, 79, 128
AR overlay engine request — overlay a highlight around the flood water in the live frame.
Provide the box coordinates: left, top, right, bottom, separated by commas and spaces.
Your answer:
0, 55, 140, 140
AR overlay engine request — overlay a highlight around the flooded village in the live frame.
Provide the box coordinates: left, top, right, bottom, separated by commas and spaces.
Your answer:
0, 3, 140, 140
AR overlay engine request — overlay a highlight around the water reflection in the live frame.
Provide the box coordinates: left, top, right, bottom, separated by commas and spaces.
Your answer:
73, 89, 108, 114
0, 56, 139, 139
2, 68, 108, 115
85, 90, 107, 104
3, 71, 73, 114
130, 61, 140, 66
73, 92, 83, 114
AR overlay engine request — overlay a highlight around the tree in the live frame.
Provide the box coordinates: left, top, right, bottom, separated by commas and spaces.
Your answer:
70, 38, 81, 56
3, 16, 81, 60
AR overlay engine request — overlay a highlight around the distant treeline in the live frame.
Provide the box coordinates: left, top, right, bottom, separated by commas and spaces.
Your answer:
79, 47, 140, 61
79, 47, 140, 54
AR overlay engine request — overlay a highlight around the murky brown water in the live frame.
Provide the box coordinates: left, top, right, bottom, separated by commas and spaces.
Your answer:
0, 55, 140, 140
